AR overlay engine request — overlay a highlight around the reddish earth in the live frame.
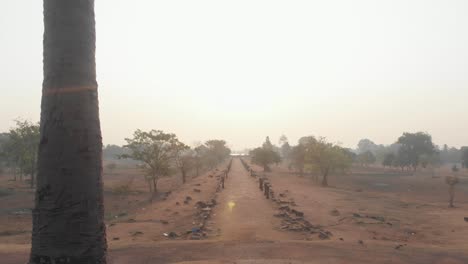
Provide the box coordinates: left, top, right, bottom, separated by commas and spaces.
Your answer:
1, 159, 468, 263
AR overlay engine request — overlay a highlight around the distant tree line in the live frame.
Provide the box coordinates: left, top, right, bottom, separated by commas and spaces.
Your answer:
251, 135, 353, 187
355, 133, 468, 171
250, 132, 468, 187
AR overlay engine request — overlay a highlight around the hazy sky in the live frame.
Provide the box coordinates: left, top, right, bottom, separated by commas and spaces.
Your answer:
1, 1, 467, 150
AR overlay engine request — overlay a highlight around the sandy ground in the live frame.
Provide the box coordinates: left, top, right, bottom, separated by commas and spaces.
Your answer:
1, 159, 468, 263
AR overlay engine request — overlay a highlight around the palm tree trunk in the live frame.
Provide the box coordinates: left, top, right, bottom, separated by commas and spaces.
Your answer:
30, 1, 107, 263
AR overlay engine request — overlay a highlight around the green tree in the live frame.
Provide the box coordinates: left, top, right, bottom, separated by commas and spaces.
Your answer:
280, 141, 291, 159
0, 133, 9, 170
204, 139, 231, 168
397, 132, 435, 170
304, 137, 352, 187
194, 144, 208, 177
357, 138, 377, 154
121, 129, 179, 195
289, 136, 317, 176
382, 153, 395, 168
461, 147, 468, 169
278, 134, 288, 146
357, 151, 376, 167
250, 137, 281, 171
8, 120, 40, 187
173, 142, 191, 183
30, 1, 107, 262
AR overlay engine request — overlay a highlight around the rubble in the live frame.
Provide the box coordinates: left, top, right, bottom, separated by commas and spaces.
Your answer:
330, 209, 340, 216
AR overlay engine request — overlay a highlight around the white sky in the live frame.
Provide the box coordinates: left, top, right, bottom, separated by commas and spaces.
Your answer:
0, 1, 467, 150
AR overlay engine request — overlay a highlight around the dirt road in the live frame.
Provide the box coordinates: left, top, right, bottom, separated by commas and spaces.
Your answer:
208, 159, 300, 241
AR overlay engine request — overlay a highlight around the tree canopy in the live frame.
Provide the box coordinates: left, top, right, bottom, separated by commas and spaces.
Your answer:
303, 137, 352, 186
250, 136, 281, 171
121, 129, 180, 194
397, 132, 435, 170
0, 120, 40, 186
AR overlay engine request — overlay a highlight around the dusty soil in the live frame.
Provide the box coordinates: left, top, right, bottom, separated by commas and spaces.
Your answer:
1, 159, 468, 263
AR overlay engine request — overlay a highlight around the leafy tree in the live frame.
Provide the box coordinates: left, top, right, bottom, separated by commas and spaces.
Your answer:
357, 151, 376, 167
250, 137, 281, 171
173, 142, 192, 183
278, 134, 288, 146
357, 138, 378, 154
304, 137, 352, 187
280, 141, 291, 159
103, 144, 129, 160
382, 153, 395, 168
461, 147, 468, 169
194, 144, 208, 177
440, 144, 462, 164
298, 136, 317, 146
397, 132, 435, 170
278, 134, 291, 159
204, 139, 231, 168
289, 144, 306, 175
394, 147, 411, 170
121, 129, 179, 195
263, 136, 274, 150
343, 148, 357, 163
0, 120, 40, 186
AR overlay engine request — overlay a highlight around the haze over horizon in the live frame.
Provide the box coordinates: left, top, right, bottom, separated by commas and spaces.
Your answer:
1, 1, 467, 150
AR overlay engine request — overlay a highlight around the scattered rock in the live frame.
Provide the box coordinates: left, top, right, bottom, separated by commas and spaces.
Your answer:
193, 189, 201, 193
318, 231, 332, 240
330, 209, 340, 216
339, 238, 344, 241
274, 212, 288, 218
358, 240, 364, 245
186, 196, 192, 201
160, 220, 169, 225
176, 202, 180, 206
131, 231, 143, 236
196, 201, 207, 208
291, 209, 304, 217
163, 232, 178, 239
369, 216, 385, 222
112, 237, 120, 241
395, 244, 406, 250
464, 217, 468, 222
